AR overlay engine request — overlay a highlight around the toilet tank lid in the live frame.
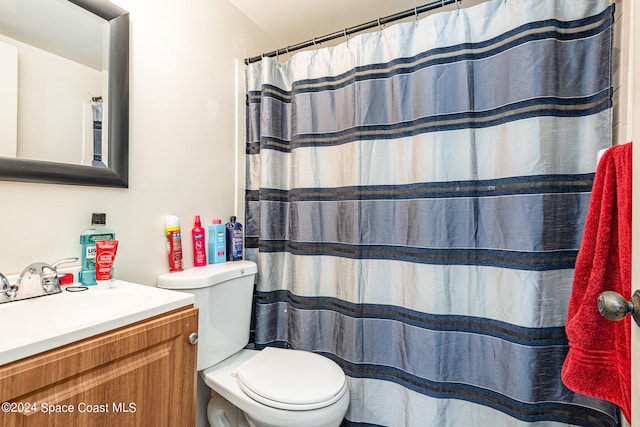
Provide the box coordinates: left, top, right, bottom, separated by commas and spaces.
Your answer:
157, 261, 257, 290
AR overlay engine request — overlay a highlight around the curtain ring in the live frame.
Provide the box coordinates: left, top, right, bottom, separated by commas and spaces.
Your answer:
313, 37, 317, 49
414, 6, 419, 21
343, 28, 349, 45
456, 0, 461, 10
377, 18, 383, 31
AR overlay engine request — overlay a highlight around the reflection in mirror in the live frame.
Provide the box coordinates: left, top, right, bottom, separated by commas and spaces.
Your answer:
0, 0, 107, 165
0, 0, 128, 187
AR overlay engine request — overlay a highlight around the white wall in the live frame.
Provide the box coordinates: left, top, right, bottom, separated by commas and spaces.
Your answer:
0, 40, 17, 158
0, 0, 274, 287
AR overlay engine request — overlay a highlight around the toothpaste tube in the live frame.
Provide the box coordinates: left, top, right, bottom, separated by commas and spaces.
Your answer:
95, 239, 119, 289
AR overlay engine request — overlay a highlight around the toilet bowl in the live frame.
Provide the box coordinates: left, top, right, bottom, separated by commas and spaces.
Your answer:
157, 261, 350, 427
203, 348, 349, 427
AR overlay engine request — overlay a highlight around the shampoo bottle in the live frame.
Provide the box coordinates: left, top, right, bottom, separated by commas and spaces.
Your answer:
165, 215, 183, 272
225, 216, 243, 261
192, 215, 207, 266
79, 213, 115, 286
208, 219, 226, 264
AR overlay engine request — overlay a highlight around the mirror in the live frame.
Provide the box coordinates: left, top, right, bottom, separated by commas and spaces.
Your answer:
0, 0, 129, 187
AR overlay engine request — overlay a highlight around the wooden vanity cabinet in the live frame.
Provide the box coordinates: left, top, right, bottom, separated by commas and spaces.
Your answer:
0, 305, 198, 427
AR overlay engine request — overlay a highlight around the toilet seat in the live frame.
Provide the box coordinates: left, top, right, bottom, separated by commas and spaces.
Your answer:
234, 347, 347, 411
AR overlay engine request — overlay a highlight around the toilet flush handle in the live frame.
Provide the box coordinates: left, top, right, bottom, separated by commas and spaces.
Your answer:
188, 332, 199, 345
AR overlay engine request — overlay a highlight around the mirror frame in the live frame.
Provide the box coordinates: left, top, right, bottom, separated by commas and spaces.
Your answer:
0, 0, 129, 188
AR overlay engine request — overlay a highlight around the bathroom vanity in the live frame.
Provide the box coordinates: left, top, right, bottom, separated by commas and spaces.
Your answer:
0, 280, 198, 427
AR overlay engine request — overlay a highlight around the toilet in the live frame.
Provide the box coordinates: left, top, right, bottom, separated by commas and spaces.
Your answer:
157, 261, 350, 427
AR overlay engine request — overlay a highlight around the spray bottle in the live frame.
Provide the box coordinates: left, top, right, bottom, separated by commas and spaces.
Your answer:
165, 215, 183, 272
192, 215, 207, 266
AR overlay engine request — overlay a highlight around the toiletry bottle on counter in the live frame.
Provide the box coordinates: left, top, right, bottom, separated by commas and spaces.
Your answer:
208, 219, 226, 264
192, 215, 207, 266
165, 215, 184, 272
95, 239, 119, 289
79, 213, 115, 286
226, 216, 243, 261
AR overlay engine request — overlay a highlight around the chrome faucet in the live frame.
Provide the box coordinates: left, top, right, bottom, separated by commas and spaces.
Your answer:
2, 257, 78, 303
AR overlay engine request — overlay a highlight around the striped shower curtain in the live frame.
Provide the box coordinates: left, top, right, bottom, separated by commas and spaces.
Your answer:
245, 0, 618, 425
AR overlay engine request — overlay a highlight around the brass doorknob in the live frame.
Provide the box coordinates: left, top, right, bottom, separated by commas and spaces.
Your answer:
597, 290, 640, 326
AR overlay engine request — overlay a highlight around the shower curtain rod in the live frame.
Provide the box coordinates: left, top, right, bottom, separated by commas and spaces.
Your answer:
244, 0, 461, 65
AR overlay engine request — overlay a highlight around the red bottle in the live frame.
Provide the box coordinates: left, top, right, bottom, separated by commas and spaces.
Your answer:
165, 215, 183, 272
192, 215, 207, 267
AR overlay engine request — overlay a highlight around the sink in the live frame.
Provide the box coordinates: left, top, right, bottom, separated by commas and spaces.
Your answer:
3, 287, 145, 342
0, 279, 194, 365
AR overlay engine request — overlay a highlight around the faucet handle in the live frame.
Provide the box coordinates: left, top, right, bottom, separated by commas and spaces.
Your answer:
0, 273, 17, 302
43, 257, 78, 293
51, 257, 79, 270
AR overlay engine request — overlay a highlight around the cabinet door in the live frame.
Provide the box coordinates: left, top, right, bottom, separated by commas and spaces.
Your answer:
0, 306, 198, 427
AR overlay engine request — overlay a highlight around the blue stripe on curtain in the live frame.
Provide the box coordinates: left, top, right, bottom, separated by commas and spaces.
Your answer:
251, 243, 579, 271
245, 0, 618, 425
256, 290, 568, 346
246, 173, 595, 200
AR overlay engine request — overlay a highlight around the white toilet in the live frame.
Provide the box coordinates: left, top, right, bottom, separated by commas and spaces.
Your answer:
157, 261, 350, 427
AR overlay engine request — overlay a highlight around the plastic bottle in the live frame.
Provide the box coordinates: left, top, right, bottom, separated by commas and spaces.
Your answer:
225, 216, 243, 261
79, 213, 116, 286
192, 215, 207, 267
208, 219, 227, 264
165, 215, 183, 272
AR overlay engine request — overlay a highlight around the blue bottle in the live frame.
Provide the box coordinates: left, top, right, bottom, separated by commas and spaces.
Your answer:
225, 216, 243, 261
208, 219, 227, 264
79, 213, 115, 285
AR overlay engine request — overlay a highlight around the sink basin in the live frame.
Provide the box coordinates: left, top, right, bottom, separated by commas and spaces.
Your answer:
3, 287, 145, 341
0, 279, 194, 365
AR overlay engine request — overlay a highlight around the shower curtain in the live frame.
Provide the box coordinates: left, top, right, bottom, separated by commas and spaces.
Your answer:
245, 0, 618, 425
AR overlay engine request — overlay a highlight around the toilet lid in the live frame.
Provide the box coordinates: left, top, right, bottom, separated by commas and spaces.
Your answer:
235, 347, 347, 411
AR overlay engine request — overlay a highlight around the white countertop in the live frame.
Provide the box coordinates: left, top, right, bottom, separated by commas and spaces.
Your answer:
0, 279, 194, 365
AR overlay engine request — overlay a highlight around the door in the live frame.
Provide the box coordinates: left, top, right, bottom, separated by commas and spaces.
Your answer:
630, 0, 640, 424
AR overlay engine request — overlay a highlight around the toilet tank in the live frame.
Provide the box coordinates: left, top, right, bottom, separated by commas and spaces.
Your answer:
158, 261, 257, 371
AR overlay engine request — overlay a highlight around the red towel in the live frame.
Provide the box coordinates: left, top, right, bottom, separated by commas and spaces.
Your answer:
562, 142, 632, 421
